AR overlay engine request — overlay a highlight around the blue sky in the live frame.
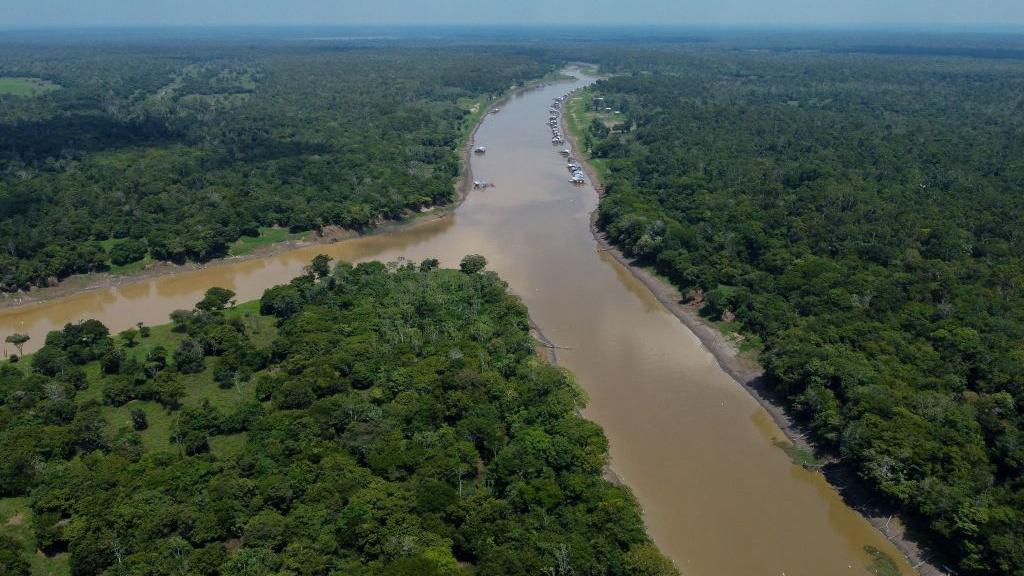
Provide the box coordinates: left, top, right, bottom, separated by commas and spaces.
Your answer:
4, 0, 1024, 28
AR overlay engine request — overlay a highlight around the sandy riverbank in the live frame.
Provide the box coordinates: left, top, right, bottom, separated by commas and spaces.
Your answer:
559, 83, 944, 576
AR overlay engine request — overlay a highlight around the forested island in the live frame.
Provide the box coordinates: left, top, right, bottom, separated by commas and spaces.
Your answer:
0, 42, 556, 291
0, 256, 676, 576
576, 48, 1024, 575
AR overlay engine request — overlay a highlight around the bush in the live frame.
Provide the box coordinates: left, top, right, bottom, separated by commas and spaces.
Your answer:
131, 408, 148, 431
108, 238, 148, 266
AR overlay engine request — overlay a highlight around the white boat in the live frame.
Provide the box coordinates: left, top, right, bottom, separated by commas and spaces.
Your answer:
473, 146, 487, 154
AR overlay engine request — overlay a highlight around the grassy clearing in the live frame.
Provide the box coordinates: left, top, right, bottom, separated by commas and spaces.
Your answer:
210, 432, 248, 458
1, 299, 275, 572
98, 225, 304, 273
458, 93, 496, 147
228, 226, 307, 256
532, 69, 576, 85
564, 89, 613, 185
773, 438, 825, 470
0, 77, 60, 97
864, 545, 902, 576
103, 399, 176, 452
82, 301, 275, 452
107, 256, 152, 275
0, 496, 69, 576
712, 318, 764, 354
10, 300, 276, 454
97, 238, 153, 275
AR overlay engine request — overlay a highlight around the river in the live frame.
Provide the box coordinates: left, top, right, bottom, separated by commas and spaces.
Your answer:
1, 70, 914, 576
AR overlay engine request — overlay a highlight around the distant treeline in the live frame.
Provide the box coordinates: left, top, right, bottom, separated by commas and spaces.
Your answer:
832, 45, 1024, 60
0, 43, 556, 291
582, 49, 1024, 576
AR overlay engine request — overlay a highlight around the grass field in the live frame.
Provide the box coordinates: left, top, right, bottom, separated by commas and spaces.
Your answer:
772, 438, 825, 470
9, 299, 277, 453
228, 226, 307, 256
564, 89, 614, 184
0, 77, 60, 97
865, 545, 902, 576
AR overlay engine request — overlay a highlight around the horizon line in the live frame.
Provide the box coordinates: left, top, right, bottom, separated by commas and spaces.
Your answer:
2, 22, 1024, 33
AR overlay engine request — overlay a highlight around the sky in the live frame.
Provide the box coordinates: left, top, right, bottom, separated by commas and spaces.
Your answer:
2, 0, 1024, 28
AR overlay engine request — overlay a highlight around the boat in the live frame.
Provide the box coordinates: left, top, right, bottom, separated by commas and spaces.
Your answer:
473, 146, 487, 154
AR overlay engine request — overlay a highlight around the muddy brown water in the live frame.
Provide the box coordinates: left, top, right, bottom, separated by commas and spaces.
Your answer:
1, 72, 914, 576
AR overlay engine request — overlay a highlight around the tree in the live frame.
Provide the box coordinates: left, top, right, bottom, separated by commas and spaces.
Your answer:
100, 348, 124, 375
5, 333, 29, 356
131, 408, 148, 431
173, 338, 206, 374
260, 285, 304, 318
308, 254, 332, 279
243, 510, 287, 550
108, 238, 148, 266
196, 287, 236, 312
119, 328, 139, 348
460, 254, 487, 274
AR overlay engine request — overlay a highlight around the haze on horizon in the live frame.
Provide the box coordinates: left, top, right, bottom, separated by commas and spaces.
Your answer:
4, 0, 1024, 29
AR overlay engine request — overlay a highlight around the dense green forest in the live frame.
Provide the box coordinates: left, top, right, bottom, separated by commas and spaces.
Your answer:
0, 42, 555, 291
578, 51, 1024, 575
0, 256, 676, 576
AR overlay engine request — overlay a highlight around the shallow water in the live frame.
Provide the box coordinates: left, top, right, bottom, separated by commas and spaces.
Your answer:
0, 71, 914, 576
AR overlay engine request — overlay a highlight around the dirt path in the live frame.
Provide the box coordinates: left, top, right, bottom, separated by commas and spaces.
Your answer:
560, 86, 947, 576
